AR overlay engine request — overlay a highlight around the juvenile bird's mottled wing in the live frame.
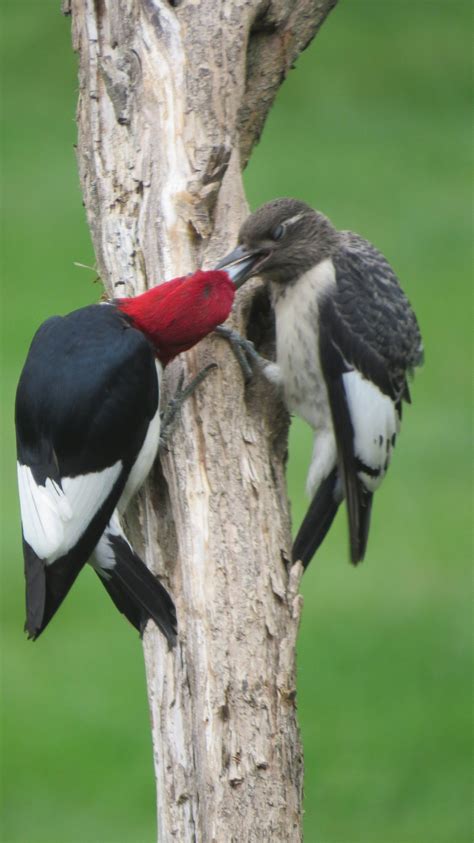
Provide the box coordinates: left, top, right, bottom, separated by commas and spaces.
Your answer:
319, 234, 423, 563
335, 232, 423, 395
15, 304, 159, 636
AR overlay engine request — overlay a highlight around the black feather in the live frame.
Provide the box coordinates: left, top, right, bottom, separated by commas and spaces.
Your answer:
96, 573, 145, 634
356, 489, 373, 562
292, 468, 341, 568
319, 303, 372, 564
23, 539, 46, 638
24, 539, 84, 640
104, 534, 177, 647
333, 233, 423, 397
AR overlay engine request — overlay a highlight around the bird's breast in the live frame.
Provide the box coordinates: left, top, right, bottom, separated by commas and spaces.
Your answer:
272, 260, 336, 431
119, 359, 162, 512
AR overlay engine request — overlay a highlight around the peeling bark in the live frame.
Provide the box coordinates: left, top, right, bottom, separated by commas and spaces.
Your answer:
69, 0, 336, 839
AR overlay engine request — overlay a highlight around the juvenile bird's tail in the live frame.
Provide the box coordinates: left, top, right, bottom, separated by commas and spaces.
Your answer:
94, 521, 177, 647
292, 468, 341, 569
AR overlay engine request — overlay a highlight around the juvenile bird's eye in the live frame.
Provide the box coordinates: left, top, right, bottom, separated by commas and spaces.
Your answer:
272, 224, 285, 241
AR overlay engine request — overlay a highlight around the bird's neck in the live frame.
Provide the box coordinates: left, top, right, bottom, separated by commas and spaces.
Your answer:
269, 258, 336, 308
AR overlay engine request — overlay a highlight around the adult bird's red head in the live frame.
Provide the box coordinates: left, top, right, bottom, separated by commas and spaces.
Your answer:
116, 269, 235, 365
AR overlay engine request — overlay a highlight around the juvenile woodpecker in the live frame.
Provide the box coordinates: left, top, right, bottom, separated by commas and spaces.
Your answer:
15, 270, 235, 642
217, 198, 423, 567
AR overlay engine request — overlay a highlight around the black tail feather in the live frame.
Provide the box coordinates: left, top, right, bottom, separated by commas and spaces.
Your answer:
355, 487, 373, 564
101, 534, 177, 646
24, 539, 46, 639
292, 469, 341, 569
95, 573, 145, 634
319, 308, 378, 565
24, 538, 84, 640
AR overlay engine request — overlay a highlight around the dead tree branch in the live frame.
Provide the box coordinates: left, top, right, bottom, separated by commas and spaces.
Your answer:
69, 1, 336, 839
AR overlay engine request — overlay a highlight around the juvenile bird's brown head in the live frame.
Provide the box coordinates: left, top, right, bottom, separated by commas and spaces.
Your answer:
216, 198, 340, 286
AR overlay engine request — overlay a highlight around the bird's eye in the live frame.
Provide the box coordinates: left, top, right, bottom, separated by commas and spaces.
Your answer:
272, 224, 285, 241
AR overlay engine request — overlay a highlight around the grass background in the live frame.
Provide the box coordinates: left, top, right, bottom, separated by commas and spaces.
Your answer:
1, 2, 472, 841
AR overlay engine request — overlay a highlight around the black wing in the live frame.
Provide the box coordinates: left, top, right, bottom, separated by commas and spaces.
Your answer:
333, 232, 423, 396
319, 235, 423, 563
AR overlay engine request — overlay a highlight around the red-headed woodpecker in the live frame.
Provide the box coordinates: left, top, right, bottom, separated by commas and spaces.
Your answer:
216, 198, 423, 567
15, 270, 235, 643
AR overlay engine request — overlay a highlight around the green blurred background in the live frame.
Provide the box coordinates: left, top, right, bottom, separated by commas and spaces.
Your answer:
1, 2, 472, 841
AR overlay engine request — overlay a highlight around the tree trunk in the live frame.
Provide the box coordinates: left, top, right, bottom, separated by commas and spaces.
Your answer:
68, 0, 336, 839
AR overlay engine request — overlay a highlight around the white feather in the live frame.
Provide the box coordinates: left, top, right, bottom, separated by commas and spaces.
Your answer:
270, 260, 338, 498
271, 259, 336, 430
92, 510, 126, 577
17, 465, 68, 559
283, 212, 306, 229
119, 361, 162, 513
342, 370, 398, 492
306, 429, 337, 497
18, 461, 122, 563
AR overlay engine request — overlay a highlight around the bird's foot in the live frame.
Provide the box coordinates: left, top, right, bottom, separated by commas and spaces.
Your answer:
159, 363, 217, 450
214, 325, 267, 383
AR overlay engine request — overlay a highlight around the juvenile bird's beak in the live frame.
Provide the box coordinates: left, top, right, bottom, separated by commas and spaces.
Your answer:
215, 244, 269, 288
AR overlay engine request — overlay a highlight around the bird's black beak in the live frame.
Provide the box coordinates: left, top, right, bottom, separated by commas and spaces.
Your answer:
215, 244, 269, 288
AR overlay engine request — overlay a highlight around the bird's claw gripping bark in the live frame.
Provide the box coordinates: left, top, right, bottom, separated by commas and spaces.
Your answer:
214, 325, 264, 383
159, 363, 217, 450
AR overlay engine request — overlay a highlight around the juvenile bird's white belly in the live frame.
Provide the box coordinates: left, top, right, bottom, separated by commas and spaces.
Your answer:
272, 260, 336, 432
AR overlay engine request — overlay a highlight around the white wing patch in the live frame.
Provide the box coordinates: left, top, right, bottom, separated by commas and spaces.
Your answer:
342, 370, 398, 492
17, 461, 122, 564
17, 465, 71, 559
